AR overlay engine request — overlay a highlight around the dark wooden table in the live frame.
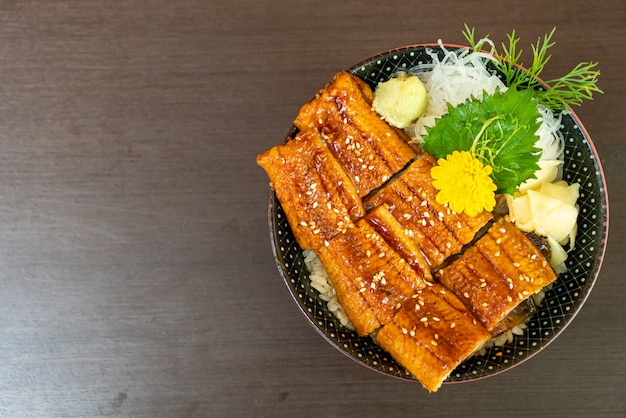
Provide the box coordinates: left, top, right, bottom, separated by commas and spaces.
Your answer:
0, 1, 623, 416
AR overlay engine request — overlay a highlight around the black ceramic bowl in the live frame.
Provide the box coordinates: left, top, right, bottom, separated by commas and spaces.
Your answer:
267, 44, 608, 384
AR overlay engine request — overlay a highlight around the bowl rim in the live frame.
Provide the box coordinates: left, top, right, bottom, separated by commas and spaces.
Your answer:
266, 43, 609, 384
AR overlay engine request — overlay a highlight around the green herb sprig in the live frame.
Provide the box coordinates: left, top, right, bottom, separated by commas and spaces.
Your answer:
463, 25, 603, 112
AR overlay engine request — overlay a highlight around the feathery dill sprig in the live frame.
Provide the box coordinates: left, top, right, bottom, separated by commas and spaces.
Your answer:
462, 24, 603, 112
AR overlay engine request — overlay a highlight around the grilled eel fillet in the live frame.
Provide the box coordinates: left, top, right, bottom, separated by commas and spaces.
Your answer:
436, 218, 558, 333
258, 72, 560, 391
366, 152, 493, 267
256, 130, 365, 251
376, 283, 492, 392
364, 205, 432, 283
317, 218, 429, 336
294, 71, 420, 197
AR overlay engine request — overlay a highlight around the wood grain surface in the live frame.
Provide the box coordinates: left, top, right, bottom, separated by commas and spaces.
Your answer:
0, 1, 623, 417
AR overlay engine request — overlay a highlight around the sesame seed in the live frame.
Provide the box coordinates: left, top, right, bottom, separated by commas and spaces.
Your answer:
500, 227, 506, 233
496, 238, 502, 244
542, 260, 547, 267
420, 317, 428, 322
450, 322, 456, 329
410, 330, 415, 337
318, 118, 323, 125
300, 221, 307, 227
324, 240, 329, 247
359, 287, 366, 293
354, 175, 360, 183
482, 302, 488, 307
403, 213, 412, 220
402, 327, 408, 334
434, 333, 439, 339
395, 303, 401, 309
495, 251, 501, 257
457, 222, 463, 229
480, 282, 487, 288
378, 252, 385, 258
507, 295, 513, 302
312, 202, 319, 209
432, 317, 440, 322
421, 219, 427, 226
313, 229, 320, 234
420, 200, 428, 207
463, 292, 469, 298
430, 340, 438, 346
406, 195, 413, 202
513, 262, 520, 268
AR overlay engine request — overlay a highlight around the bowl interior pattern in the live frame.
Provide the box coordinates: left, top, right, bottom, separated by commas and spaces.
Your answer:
268, 45, 608, 383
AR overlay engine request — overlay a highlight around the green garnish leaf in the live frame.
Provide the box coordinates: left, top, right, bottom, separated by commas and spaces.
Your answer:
422, 88, 541, 194
462, 25, 603, 112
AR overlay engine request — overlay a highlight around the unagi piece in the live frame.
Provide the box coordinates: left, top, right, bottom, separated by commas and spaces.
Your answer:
436, 218, 558, 333
364, 205, 432, 282
366, 152, 493, 267
256, 130, 365, 251
317, 218, 428, 336
376, 283, 491, 392
294, 72, 420, 197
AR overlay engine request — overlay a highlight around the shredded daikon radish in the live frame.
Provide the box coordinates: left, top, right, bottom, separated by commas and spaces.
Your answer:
405, 40, 567, 169
407, 40, 506, 142
536, 104, 566, 161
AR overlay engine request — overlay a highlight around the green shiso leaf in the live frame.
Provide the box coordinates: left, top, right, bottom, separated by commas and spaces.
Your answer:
422, 87, 541, 195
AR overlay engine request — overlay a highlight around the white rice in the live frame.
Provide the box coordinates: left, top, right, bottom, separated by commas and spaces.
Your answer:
303, 249, 355, 331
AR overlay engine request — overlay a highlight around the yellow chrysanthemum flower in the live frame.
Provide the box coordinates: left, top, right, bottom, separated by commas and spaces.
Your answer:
431, 151, 497, 217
